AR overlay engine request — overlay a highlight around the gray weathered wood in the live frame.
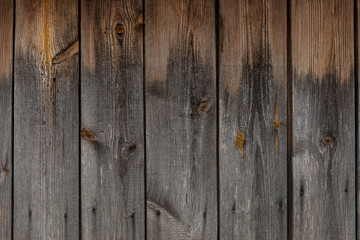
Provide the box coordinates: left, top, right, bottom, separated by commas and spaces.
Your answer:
0, 0, 13, 239
291, 0, 355, 238
145, 0, 217, 239
80, 0, 145, 239
14, 0, 79, 238
219, 0, 287, 239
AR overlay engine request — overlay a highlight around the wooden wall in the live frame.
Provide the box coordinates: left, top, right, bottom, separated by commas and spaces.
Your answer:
0, 0, 359, 239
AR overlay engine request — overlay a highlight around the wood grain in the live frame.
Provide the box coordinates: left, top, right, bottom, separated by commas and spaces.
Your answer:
145, 0, 217, 239
219, 0, 287, 239
14, 0, 79, 239
291, 0, 355, 238
0, 0, 13, 239
81, 0, 145, 239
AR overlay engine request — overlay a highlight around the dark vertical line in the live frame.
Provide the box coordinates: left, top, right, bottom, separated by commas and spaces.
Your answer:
78, 0, 82, 239
11, 0, 16, 239
286, 0, 293, 239
354, 0, 358, 238
142, 0, 147, 239
215, 0, 220, 239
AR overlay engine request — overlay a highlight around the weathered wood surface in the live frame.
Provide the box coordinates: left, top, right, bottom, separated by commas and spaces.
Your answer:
219, 0, 287, 239
291, 0, 355, 238
2, 0, 360, 239
81, 0, 145, 239
145, 0, 217, 239
14, 0, 79, 239
0, 0, 13, 239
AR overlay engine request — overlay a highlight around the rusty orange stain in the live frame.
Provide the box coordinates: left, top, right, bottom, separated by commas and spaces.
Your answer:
273, 121, 280, 130
235, 131, 245, 155
3, 167, 9, 176
43, 0, 51, 75
137, 14, 143, 24
80, 128, 97, 142
273, 104, 280, 153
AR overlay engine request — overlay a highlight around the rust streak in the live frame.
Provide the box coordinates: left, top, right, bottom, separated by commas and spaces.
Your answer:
52, 40, 79, 64
235, 131, 245, 155
273, 104, 280, 153
137, 13, 143, 24
43, 0, 51, 75
80, 128, 97, 142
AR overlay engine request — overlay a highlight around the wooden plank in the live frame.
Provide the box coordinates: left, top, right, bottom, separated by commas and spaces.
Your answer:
0, 0, 13, 239
14, 0, 79, 239
80, 0, 145, 239
219, 0, 287, 239
145, 0, 217, 239
291, 0, 355, 238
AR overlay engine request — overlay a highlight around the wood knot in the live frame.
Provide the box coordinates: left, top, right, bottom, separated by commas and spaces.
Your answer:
235, 131, 245, 154
300, 185, 304, 196
127, 143, 137, 152
273, 120, 280, 130
320, 134, 335, 148
80, 128, 97, 142
323, 135, 334, 144
115, 24, 124, 36
3, 167, 9, 176
198, 100, 210, 116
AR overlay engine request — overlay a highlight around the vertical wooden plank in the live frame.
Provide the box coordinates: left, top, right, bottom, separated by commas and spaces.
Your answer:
219, 0, 287, 239
14, 0, 79, 239
0, 0, 13, 239
292, 0, 355, 238
145, 0, 217, 239
81, 0, 144, 239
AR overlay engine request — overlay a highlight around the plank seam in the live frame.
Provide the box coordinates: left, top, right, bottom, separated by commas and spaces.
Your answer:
215, 0, 220, 238
11, 0, 16, 239
354, 0, 358, 238
78, 0, 82, 238
143, 0, 147, 238
286, 0, 293, 239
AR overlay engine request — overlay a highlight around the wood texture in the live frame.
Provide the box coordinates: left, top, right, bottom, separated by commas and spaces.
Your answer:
291, 0, 355, 238
14, 0, 79, 239
219, 0, 287, 239
0, 0, 13, 239
145, 0, 217, 239
81, 0, 145, 239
